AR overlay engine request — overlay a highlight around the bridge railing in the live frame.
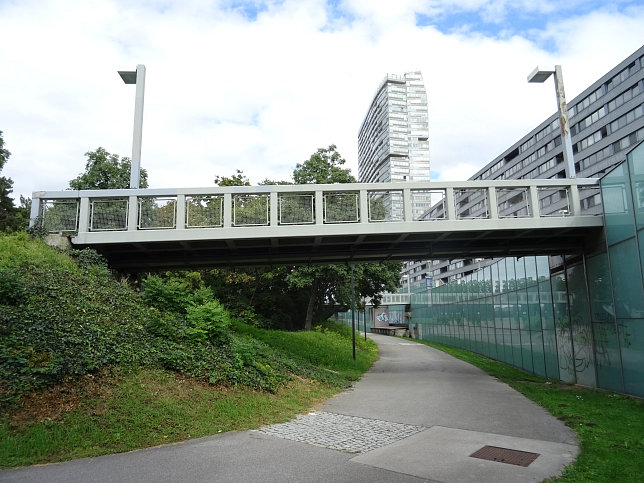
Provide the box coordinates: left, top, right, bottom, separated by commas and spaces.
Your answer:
30, 178, 602, 234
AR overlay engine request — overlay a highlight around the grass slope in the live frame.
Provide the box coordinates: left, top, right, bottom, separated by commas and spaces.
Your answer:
0, 233, 378, 468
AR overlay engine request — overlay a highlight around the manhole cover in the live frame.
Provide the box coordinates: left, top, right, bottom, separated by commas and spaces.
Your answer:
470, 445, 540, 467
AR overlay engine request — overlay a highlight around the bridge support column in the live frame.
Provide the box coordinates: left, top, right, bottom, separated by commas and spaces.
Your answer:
403, 188, 413, 222
529, 186, 541, 218
78, 197, 90, 233
127, 196, 138, 231
569, 184, 581, 215
445, 188, 455, 220
359, 190, 369, 224
176, 195, 186, 229
315, 191, 324, 224
29, 196, 42, 227
270, 192, 278, 226
487, 187, 499, 219
224, 193, 232, 228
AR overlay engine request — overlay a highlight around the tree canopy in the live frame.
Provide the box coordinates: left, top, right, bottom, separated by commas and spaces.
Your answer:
0, 131, 28, 232
69, 147, 149, 190
293, 145, 356, 184
287, 145, 400, 329
214, 169, 251, 187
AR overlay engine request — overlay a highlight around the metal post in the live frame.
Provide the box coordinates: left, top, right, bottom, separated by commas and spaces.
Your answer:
528, 65, 575, 179
351, 264, 356, 361
119, 65, 146, 189
130, 65, 146, 188
553, 66, 576, 179
364, 304, 367, 341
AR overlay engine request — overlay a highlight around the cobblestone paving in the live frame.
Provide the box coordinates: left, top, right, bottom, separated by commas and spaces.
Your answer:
255, 412, 425, 453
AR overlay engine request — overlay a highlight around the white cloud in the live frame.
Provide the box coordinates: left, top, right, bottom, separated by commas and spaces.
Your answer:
0, 0, 643, 200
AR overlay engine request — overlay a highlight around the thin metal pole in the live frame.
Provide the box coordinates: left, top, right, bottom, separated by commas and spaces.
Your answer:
130, 64, 146, 189
351, 264, 356, 360
364, 303, 367, 341
553, 65, 575, 179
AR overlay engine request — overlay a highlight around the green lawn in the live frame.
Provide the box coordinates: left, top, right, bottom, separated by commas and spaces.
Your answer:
0, 323, 378, 469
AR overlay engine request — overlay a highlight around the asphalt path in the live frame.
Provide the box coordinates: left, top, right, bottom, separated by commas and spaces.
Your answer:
0, 334, 578, 483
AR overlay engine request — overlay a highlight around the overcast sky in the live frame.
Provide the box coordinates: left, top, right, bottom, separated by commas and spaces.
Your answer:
1, 0, 643, 201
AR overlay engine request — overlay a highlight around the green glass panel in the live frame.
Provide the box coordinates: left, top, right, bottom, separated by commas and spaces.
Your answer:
543, 329, 560, 380
530, 330, 546, 377
504, 257, 514, 292
609, 238, 644, 318
486, 326, 498, 359
512, 329, 523, 368
628, 143, 644, 230
525, 256, 538, 287
618, 319, 644, 397
539, 279, 555, 329
527, 283, 541, 330
593, 323, 625, 393
551, 272, 575, 383
586, 252, 616, 325
601, 163, 635, 246
567, 262, 596, 387
515, 257, 526, 290
521, 330, 534, 372
536, 255, 550, 282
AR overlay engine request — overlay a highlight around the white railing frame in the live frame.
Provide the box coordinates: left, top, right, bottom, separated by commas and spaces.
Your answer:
30, 178, 602, 233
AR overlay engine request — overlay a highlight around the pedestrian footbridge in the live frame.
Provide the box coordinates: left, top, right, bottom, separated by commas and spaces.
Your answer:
31, 178, 604, 271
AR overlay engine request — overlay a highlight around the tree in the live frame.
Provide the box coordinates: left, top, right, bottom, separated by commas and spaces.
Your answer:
69, 147, 149, 190
205, 153, 401, 331
286, 261, 401, 330
0, 131, 26, 232
293, 145, 356, 184
288, 145, 401, 330
214, 169, 250, 187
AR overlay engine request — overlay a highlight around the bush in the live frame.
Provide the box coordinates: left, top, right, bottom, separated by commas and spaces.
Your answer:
142, 273, 215, 314
185, 300, 231, 344
67, 248, 108, 270
0, 267, 26, 305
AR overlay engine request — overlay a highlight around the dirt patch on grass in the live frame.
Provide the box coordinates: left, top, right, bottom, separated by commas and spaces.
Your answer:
3, 370, 118, 428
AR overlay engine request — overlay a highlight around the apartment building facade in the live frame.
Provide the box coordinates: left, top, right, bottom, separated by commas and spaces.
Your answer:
429, 45, 644, 285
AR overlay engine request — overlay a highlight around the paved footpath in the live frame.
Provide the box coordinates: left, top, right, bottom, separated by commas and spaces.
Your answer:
0, 335, 578, 483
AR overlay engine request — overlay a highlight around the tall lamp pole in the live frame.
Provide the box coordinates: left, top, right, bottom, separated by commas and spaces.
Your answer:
527, 65, 576, 179
118, 64, 146, 189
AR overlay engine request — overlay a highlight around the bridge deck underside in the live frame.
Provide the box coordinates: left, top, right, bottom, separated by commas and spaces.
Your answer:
76, 224, 603, 271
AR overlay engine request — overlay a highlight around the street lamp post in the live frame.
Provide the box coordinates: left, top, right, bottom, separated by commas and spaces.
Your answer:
527, 65, 576, 179
118, 64, 146, 189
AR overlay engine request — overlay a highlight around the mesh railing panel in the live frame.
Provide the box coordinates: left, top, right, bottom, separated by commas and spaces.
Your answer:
90, 199, 128, 231
279, 194, 314, 224
414, 189, 446, 221
186, 196, 223, 228
324, 192, 359, 223
455, 188, 489, 219
233, 194, 269, 226
368, 190, 403, 222
496, 188, 531, 218
139, 197, 177, 229
578, 185, 603, 216
42, 200, 79, 232
538, 187, 571, 216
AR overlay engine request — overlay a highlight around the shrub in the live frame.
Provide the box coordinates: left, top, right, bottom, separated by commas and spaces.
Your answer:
185, 300, 231, 344
0, 267, 26, 305
142, 274, 214, 314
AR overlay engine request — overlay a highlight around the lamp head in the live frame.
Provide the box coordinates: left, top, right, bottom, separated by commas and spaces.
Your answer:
118, 70, 137, 84
527, 66, 555, 83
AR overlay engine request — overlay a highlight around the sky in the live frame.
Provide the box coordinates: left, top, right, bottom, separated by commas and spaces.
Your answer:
1, 0, 643, 201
